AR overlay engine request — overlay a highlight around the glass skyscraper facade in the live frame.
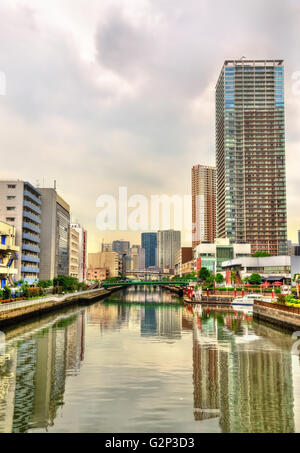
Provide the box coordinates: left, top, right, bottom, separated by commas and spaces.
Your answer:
141, 232, 157, 268
216, 59, 287, 255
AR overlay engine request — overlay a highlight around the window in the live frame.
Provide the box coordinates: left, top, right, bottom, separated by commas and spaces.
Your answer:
6, 217, 15, 222
7, 184, 16, 189
7, 196, 16, 200
7, 206, 15, 211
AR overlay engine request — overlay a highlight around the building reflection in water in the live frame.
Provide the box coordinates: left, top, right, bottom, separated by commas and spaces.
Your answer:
88, 287, 182, 340
0, 309, 85, 433
184, 305, 296, 432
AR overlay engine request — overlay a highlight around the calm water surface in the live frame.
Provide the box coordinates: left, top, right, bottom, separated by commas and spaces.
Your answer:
0, 286, 299, 433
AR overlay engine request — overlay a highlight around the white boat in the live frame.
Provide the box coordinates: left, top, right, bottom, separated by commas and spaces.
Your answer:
232, 293, 272, 307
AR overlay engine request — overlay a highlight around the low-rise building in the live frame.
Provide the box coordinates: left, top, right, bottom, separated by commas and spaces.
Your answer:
194, 238, 251, 274
221, 256, 300, 284
0, 221, 20, 287
174, 247, 193, 277
87, 267, 107, 281
71, 223, 87, 282
181, 260, 194, 276
0, 180, 42, 283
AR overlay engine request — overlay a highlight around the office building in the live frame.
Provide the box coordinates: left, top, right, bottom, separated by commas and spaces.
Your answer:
112, 240, 130, 256
192, 165, 216, 247
216, 59, 287, 255
157, 230, 181, 270
0, 180, 42, 283
68, 227, 79, 278
141, 232, 157, 268
0, 221, 20, 287
129, 245, 145, 271
222, 255, 300, 284
39, 188, 70, 280
71, 223, 87, 282
194, 238, 251, 273
101, 243, 112, 252
88, 251, 119, 278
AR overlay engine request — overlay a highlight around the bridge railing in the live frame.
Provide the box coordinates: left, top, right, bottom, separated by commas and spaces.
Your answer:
102, 280, 192, 287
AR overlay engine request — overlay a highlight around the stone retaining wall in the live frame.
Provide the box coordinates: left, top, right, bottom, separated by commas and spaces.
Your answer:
253, 300, 300, 331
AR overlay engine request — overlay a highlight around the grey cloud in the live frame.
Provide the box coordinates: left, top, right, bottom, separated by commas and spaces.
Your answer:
1, 0, 300, 247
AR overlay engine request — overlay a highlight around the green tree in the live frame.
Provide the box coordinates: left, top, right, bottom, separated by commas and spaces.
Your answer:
38, 280, 53, 288
249, 273, 262, 285
198, 267, 211, 283
252, 251, 271, 257
215, 273, 224, 284
230, 270, 237, 285
53, 276, 79, 292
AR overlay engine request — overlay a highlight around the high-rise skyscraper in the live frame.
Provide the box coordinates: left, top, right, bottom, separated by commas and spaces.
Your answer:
192, 165, 216, 247
112, 240, 130, 255
216, 59, 287, 255
141, 232, 157, 268
157, 230, 181, 270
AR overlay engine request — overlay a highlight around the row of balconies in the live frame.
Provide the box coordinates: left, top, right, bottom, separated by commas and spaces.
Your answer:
21, 254, 40, 264
22, 232, 40, 244
23, 189, 42, 206
22, 243, 40, 253
22, 221, 40, 234
21, 266, 40, 274
23, 199, 41, 216
23, 210, 41, 225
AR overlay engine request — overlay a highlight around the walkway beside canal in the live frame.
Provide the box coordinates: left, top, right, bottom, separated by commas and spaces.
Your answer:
0, 287, 120, 327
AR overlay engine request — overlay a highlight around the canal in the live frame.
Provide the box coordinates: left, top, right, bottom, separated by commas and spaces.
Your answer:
0, 286, 299, 433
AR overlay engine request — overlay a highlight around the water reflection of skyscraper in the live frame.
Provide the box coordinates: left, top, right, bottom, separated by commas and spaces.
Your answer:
190, 309, 296, 432
141, 306, 182, 339
0, 310, 85, 432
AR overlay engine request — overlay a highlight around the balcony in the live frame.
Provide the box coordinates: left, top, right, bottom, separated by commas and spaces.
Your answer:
23, 189, 42, 206
23, 210, 41, 225
22, 244, 40, 254
21, 266, 40, 274
0, 244, 19, 252
23, 222, 40, 234
23, 200, 41, 216
22, 254, 40, 264
22, 233, 40, 244
0, 265, 18, 275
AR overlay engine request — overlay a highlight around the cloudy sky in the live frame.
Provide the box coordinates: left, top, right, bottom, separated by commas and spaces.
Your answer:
0, 0, 300, 251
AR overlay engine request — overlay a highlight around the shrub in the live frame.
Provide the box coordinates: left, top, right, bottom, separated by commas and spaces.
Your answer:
3, 286, 12, 300
277, 294, 286, 305
26, 287, 41, 298
53, 286, 63, 294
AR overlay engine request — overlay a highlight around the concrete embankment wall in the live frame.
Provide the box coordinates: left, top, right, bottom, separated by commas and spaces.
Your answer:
0, 287, 121, 327
164, 286, 184, 296
254, 301, 300, 331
